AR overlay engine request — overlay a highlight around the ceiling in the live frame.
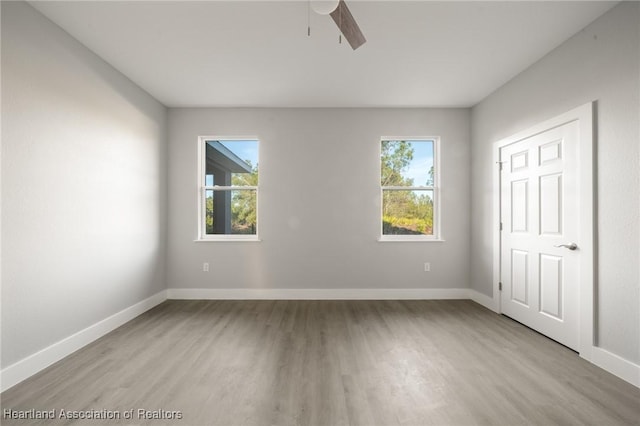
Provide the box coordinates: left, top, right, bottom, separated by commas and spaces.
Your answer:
29, 1, 617, 108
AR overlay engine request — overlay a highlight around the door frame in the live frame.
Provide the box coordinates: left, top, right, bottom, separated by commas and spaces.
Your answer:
492, 102, 595, 360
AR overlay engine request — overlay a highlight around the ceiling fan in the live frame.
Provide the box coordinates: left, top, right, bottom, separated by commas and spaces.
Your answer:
310, 0, 366, 50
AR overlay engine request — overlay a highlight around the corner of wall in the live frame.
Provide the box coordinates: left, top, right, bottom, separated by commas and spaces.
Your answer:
0, 291, 167, 393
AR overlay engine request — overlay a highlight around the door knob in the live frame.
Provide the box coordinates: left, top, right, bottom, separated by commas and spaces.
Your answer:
554, 243, 578, 250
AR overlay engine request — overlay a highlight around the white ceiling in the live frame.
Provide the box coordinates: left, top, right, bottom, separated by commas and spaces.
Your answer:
29, 1, 617, 108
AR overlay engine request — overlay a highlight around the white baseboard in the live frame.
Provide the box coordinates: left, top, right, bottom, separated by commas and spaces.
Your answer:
591, 346, 640, 388
0, 290, 167, 393
468, 289, 498, 312
166, 287, 471, 300
5, 287, 638, 392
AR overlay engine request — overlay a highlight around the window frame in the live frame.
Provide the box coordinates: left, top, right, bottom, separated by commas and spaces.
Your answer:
379, 136, 443, 242
196, 136, 260, 242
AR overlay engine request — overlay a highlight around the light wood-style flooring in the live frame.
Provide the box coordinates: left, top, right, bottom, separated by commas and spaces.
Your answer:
2, 300, 639, 425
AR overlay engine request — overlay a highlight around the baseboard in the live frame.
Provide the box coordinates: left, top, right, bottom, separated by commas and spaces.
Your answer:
591, 347, 640, 388
5, 287, 638, 392
167, 287, 471, 300
0, 290, 167, 393
468, 289, 498, 312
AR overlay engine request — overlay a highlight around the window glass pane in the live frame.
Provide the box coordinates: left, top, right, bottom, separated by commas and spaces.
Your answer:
381, 140, 434, 187
205, 190, 257, 235
205, 189, 214, 234
205, 140, 258, 186
382, 190, 434, 235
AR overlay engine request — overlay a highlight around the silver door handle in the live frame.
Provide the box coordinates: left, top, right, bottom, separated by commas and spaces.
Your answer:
554, 243, 578, 250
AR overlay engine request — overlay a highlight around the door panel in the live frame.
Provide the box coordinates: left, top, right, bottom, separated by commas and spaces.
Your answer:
539, 173, 562, 235
539, 254, 563, 319
511, 249, 529, 306
500, 121, 580, 351
511, 180, 529, 232
511, 150, 529, 171
539, 139, 562, 165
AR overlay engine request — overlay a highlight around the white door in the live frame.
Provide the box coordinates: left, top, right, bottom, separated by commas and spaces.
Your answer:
500, 121, 580, 351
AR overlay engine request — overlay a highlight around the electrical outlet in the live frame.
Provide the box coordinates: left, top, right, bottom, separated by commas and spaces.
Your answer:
424, 262, 431, 272
203, 262, 209, 272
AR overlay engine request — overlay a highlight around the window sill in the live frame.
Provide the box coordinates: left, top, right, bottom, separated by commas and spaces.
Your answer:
194, 237, 261, 243
378, 237, 445, 243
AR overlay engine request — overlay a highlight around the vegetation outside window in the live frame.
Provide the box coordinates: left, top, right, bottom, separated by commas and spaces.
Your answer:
198, 138, 259, 241
380, 138, 440, 241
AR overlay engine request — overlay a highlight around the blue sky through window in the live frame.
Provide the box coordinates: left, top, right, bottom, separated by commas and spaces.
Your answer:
385, 140, 434, 186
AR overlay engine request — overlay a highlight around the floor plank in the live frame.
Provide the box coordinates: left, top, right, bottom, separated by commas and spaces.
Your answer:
2, 300, 639, 425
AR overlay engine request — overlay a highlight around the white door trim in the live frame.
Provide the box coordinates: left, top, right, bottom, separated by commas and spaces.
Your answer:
492, 102, 594, 361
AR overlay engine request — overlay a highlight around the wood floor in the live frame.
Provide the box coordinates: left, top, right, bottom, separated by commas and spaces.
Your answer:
2, 300, 639, 426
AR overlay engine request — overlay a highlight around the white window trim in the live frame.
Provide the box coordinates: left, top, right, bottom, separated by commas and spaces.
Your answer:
196, 136, 260, 242
378, 136, 443, 242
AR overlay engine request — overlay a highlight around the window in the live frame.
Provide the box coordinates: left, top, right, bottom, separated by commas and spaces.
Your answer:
380, 138, 440, 241
198, 137, 259, 241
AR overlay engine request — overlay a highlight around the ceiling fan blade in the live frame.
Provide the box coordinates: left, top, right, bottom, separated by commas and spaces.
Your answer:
329, 0, 366, 50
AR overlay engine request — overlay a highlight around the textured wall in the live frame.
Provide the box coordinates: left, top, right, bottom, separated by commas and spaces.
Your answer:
167, 108, 470, 292
1, 1, 168, 367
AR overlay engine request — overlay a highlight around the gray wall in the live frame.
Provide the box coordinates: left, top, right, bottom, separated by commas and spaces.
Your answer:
1, 1, 168, 367
167, 108, 470, 291
470, 2, 639, 363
